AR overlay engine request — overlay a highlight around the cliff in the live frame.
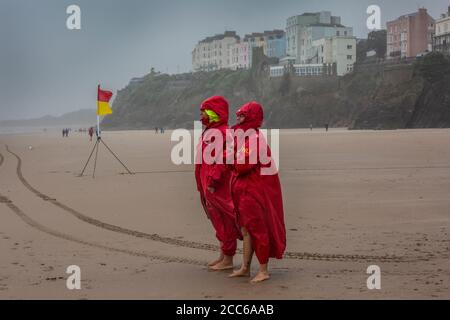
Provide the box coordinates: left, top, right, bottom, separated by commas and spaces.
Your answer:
102, 52, 450, 130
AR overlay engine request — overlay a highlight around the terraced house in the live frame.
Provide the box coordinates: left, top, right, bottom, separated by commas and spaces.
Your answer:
387, 8, 435, 59
433, 6, 450, 54
192, 31, 240, 72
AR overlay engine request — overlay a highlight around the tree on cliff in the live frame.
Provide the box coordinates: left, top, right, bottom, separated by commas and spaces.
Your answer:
367, 30, 387, 59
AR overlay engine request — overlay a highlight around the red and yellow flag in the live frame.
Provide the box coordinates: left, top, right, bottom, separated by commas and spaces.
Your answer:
97, 85, 113, 116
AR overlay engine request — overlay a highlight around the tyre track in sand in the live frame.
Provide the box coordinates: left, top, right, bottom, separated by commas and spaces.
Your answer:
5, 145, 426, 263
0, 150, 205, 266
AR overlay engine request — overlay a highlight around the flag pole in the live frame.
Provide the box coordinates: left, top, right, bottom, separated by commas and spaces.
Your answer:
97, 84, 101, 138
97, 114, 100, 138
78, 84, 133, 177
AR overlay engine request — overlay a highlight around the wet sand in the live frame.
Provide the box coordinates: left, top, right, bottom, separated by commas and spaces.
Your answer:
0, 128, 449, 299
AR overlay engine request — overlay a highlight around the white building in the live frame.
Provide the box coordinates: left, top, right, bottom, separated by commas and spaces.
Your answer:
269, 66, 285, 77
313, 36, 356, 76
192, 31, 240, 72
286, 11, 353, 64
270, 36, 356, 78
293, 64, 325, 76
433, 6, 450, 54
269, 63, 328, 78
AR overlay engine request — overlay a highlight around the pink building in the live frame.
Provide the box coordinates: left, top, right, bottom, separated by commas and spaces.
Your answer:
387, 8, 435, 58
229, 39, 251, 70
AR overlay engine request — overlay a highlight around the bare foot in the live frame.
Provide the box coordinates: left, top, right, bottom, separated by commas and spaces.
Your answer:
229, 268, 250, 278
209, 260, 234, 271
207, 256, 224, 267
250, 272, 270, 283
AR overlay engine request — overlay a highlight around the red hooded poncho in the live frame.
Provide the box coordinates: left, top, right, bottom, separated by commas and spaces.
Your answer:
195, 96, 240, 256
231, 101, 286, 264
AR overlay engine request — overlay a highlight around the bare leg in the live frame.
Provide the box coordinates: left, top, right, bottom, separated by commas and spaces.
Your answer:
229, 228, 253, 277
251, 263, 270, 283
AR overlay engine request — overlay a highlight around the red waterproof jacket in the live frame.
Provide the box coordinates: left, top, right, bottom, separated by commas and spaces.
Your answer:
231, 101, 286, 264
195, 96, 240, 256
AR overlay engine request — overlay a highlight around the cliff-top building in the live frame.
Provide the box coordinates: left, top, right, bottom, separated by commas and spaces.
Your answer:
192, 31, 240, 72
313, 36, 356, 76
433, 6, 450, 54
387, 8, 435, 59
229, 39, 251, 70
286, 11, 353, 64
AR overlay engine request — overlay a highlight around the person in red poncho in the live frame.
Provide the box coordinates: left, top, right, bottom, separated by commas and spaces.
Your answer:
229, 101, 286, 283
195, 96, 241, 271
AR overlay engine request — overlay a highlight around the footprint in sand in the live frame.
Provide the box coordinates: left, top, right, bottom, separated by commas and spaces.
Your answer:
42, 266, 54, 272
45, 277, 64, 281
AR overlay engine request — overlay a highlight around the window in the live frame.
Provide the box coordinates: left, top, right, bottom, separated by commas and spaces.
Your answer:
344, 31, 347, 36
336, 31, 340, 36
347, 55, 352, 60
347, 45, 352, 49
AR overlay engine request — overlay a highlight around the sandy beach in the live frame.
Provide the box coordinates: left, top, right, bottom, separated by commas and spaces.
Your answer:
0, 128, 449, 299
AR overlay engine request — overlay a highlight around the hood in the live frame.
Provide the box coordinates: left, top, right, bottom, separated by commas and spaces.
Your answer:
200, 96, 229, 128
234, 101, 264, 130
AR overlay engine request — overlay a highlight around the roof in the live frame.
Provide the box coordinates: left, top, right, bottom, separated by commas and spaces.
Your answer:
199, 31, 240, 44
308, 22, 346, 28
243, 30, 285, 41
388, 8, 435, 23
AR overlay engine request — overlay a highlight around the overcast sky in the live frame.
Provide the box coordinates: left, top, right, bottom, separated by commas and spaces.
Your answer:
0, 0, 448, 120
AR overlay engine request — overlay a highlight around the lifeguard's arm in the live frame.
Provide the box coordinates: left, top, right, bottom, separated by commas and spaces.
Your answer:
207, 152, 228, 188
206, 131, 232, 188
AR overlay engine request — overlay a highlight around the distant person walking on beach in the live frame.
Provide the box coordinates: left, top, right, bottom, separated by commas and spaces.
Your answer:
88, 127, 94, 141
229, 101, 286, 283
195, 96, 240, 271
325, 123, 329, 132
